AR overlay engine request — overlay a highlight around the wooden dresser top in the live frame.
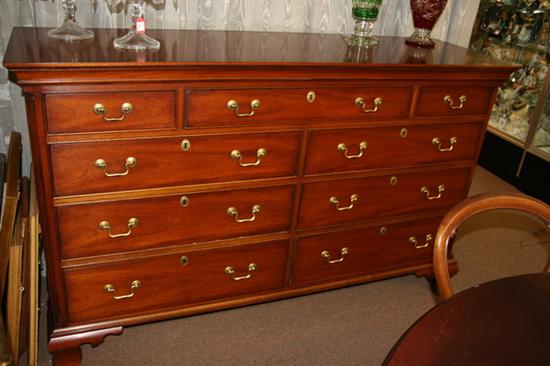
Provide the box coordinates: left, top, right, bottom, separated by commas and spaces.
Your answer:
3, 27, 517, 84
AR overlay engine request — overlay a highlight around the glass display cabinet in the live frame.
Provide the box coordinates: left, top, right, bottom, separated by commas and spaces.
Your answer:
469, 0, 550, 202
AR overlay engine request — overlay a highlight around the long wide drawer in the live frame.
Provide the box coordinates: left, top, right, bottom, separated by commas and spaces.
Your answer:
186, 87, 413, 127
294, 217, 439, 285
45, 90, 177, 133
57, 185, 294, 259
305, 123, 483, 174
299, 167, 470, 229
64, 240, 288, 324
50, 130, 301, 196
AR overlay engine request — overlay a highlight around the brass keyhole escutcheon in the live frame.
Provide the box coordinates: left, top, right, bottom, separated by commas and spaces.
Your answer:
181, 139, 191, 151
400, 128, 408, 138
380, 226, 388, 236
180, 196, 189, 207
307, 91, 316, 103
180, 256, 189, 266
390, 176, 398, 186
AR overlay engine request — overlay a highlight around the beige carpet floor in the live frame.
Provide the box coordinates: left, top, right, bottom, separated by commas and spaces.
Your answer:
36, 166, 550, 366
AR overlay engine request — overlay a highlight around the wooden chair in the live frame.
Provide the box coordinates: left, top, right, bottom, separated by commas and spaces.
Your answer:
433, 193, 550, 301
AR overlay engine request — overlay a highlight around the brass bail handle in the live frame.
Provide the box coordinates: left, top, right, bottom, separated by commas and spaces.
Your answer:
104, 280, 141, 300
225, 263, 257, 281
355, 97, 383, 113
420, 185, 445, 200
231, 148, 267, 167
93, 102, 133, 121
227, 99, 261, 117
329, 194, 358, 211
99, 217, 139, 238
409, 234, 433, 249
227, 204, 261, 223
432, 137, 458, 152
338, 142, 368, 159
95, 156, 137, 177
443, 95, 467, 110
321, 247, 349, 264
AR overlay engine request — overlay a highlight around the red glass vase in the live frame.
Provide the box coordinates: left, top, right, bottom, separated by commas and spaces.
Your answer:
405, 0, 448, 48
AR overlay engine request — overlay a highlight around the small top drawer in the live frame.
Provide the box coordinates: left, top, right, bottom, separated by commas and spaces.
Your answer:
415, 86, 494, 117
186, 87, 413, 127
45, 91, 177, 133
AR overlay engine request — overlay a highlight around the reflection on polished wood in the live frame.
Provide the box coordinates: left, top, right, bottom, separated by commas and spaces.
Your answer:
4, 27, 515, 69
384, 273, 550, 365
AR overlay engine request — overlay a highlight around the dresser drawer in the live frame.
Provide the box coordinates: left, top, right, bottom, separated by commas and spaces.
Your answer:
57, 186, 294, 259
294, 217, 439, 285
45, 91, 177, 133
415, 86, 494, 117
299, 167, 470, 229
64, 240, 288, 323
305, 123, 483, 174
50, 130, 301, 196
186, 87, 413, 127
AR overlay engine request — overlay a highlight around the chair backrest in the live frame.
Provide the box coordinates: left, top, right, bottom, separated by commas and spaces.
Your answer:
433, 193, 550, 301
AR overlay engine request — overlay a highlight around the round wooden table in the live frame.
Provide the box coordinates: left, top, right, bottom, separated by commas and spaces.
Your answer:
383, 273, 550, 365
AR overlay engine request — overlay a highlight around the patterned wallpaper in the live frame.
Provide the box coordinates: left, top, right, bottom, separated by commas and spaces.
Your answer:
0, 0, 480, 171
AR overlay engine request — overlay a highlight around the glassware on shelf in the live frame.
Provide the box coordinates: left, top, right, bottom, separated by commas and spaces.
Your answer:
405, 0, 448, 48
113, 0, 160, 51
344, 0, 383, 46
469, 1, 550, 143
48, 0, 94, 41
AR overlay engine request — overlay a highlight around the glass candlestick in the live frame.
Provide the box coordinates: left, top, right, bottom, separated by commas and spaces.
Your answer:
113, 0, 160, 51
48, 0, 94, 41
344, 0, 383, 46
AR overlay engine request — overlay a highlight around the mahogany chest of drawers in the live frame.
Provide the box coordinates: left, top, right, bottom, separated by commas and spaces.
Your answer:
3, 28, 516, 365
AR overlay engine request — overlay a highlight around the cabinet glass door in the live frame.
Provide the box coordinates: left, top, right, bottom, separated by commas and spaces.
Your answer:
469, 0, 550, 144
531, 91, 550, 155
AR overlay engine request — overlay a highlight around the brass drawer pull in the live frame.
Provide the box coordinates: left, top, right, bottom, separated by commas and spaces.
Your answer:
231, 148, 267, 167
95, 156, 137, 177
226, 99, 261, 117
93, 102, 133, 121
99, 218, 139, 238
443, 95, 467, 110
104, 280, 141, 300
338, 142, 368, 159
355, 97, 382, 113
321, 247, 349, 264
225, 263, 257, 281
329, 194, 358, 211
227, 204, 261, 223
409, 234, 433, 249
432, 137, 458, 152
420, 185, 445, 200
